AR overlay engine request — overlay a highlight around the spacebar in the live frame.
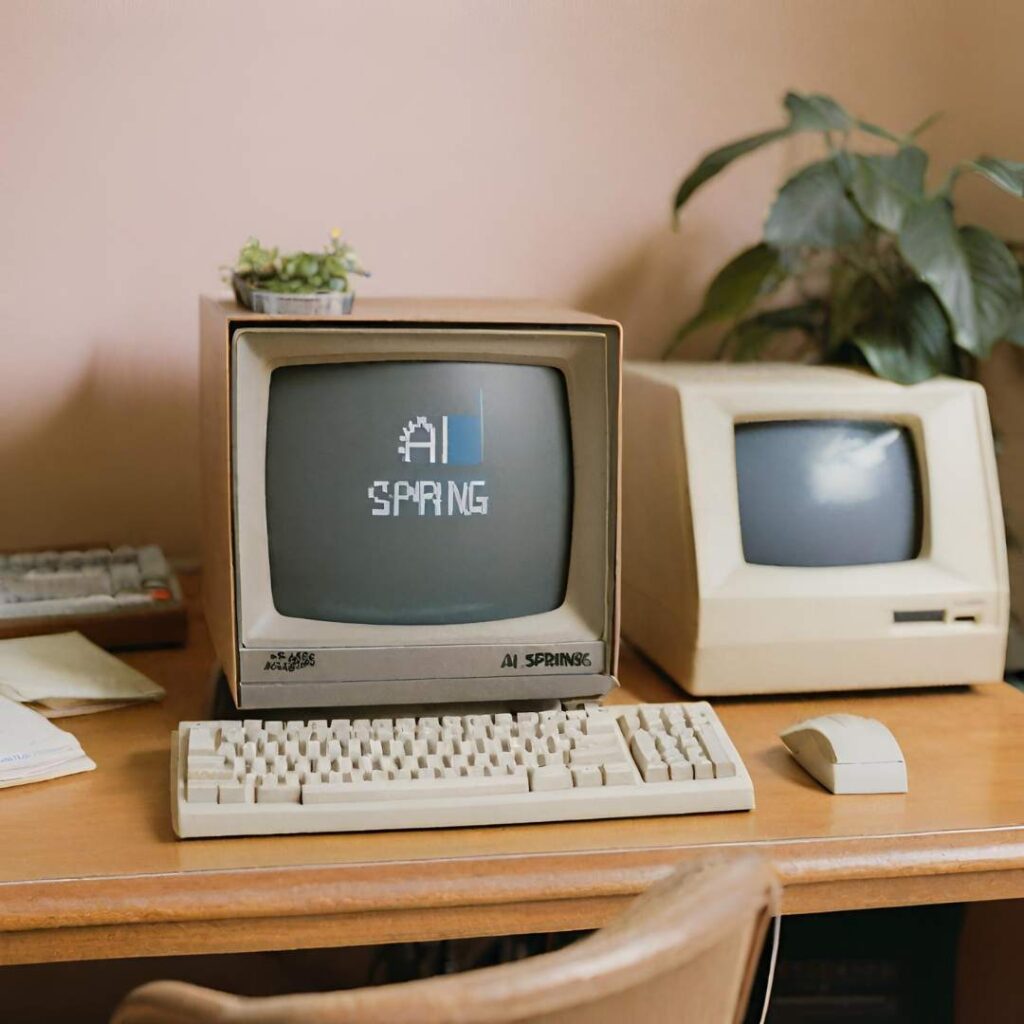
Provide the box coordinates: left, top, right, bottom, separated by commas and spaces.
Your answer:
302, 774, 530, 803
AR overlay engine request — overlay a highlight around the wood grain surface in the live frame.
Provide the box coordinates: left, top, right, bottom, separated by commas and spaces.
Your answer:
1, 574, 1022, 964
110, 857, 776, 1024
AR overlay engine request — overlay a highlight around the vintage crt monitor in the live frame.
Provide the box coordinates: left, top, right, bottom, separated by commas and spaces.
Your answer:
622, 363, 1009, 695
199, 298, 621, 710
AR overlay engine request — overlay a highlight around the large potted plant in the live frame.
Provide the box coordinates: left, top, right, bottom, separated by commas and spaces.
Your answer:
668, 92, 1024, 383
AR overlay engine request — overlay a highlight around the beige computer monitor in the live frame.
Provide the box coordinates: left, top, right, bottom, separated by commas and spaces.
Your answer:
200, 297, 621, 710
622, 362, 1008, 695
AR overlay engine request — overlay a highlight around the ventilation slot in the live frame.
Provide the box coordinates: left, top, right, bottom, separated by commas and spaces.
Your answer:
893, 610, 945, 624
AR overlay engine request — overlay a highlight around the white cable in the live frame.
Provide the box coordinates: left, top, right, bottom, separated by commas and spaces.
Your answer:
757, 914, 782, 1024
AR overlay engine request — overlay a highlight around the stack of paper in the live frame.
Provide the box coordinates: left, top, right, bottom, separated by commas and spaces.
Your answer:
0, 631, 165, 717
0, 695, 95, 788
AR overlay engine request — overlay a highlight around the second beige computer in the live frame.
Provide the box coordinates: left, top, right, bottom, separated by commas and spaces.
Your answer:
622, 362, 1008, 695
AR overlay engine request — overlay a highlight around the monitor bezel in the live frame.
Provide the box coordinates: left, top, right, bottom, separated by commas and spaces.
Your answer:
684, 384, 1000, 604
232, 327, 617, 691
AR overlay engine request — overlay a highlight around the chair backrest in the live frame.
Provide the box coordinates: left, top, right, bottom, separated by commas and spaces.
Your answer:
112, 854, 778, 1024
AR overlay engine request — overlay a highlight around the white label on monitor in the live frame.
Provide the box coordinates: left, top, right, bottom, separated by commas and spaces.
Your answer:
239, 641, 606, 683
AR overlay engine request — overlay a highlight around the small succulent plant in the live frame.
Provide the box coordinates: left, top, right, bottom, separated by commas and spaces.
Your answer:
228, 229, 369, 294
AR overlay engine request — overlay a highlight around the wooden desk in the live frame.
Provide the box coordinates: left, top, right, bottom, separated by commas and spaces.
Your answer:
2, 576, 1023, 966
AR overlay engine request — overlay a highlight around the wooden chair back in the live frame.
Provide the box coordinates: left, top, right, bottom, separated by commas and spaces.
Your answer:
112, 853, 778, 1024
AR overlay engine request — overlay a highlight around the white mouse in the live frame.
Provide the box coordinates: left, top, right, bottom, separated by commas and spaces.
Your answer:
780, 713, 907, 794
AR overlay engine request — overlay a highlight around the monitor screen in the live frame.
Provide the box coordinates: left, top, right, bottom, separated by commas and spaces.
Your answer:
734, 419, 922, 567
265, 361, 573, 625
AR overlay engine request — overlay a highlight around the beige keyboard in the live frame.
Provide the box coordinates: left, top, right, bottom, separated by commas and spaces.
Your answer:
172, 701, 754, 837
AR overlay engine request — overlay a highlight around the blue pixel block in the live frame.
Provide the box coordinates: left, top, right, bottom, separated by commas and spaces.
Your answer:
446, 414, 482, 465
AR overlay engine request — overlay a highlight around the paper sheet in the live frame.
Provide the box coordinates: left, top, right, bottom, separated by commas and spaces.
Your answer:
0, 694, 96, 787
0, 631, 164, 715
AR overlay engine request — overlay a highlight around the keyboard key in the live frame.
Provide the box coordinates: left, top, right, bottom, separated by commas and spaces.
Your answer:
257, 779, 300, 803
601, 763, 635, 786
186, 779, 218, 803
569, 745, 614, 766
695, 726, 737, 779
218, 781, 250, 804
303, 772, 528, 803
187, 727, 217, 754
571, 765, 603, 788
528, 765, 573, 792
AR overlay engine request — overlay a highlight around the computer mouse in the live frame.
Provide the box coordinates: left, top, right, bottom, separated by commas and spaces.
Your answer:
780, 713, 907, 794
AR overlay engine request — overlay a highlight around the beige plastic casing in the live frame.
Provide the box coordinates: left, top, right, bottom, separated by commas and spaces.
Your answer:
200, 298, 621, 711
622, 362, 1009, 695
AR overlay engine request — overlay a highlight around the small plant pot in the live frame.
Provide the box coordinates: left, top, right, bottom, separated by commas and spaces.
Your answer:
232, 274, 355, 315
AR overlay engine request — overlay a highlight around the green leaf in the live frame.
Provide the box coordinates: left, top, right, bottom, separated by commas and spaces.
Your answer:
828, 269, 884, 352
783, 92, 852, 132
849, 287, 953, 384
962, 157, 1024, 198
674, 92, 895, 218
899, 284, 958, 374
851, 326, 940, 384
764, 158, 865, 249
667, 243, 784, 351
855, 119, 905, 144
883, 145, 928, 193
848, 146, 926, 233
722, 302, 826, 361
908, 111, 942, 139
788, 92, 908, 143
673, 128, 790, 215
729, 321, 775, 361
1008, 266, 1024, 345
959, 226, 1024, 354
898, 198, 979, 353
858, 223, 1017, 374
747, 301, 826, 331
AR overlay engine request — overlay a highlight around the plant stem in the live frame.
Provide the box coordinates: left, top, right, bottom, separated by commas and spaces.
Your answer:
838, 251, 895, 300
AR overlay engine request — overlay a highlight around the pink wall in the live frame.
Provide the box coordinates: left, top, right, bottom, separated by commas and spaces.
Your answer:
2, 0, 1023, 561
